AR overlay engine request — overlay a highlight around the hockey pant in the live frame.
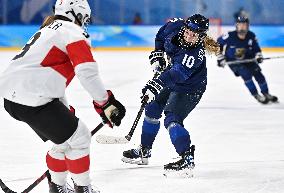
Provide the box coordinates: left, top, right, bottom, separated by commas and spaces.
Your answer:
239, 67, 268, 95
3, 98, 92, 186
46, 120, 91, 186
231, 63, 269, 95
141, 87, 204, 155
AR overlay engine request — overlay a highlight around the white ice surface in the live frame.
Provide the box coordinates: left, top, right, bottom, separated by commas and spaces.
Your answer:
0, 51, 283, 193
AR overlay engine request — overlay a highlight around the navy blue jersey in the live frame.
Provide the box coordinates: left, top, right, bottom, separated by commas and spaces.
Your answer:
155, 18, 207, 93
217, 31, 261, 61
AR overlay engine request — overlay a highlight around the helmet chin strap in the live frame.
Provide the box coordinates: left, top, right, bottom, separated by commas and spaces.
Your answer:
66, 9, 83, 27
65, 9, 90, 38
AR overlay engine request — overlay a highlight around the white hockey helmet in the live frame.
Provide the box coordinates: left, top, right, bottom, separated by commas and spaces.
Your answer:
54, 0, 91, 27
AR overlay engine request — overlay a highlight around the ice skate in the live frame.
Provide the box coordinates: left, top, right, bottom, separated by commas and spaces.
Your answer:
263, 93, 278, 103
254, 94, 269, 104
48, 180, 74, 193
164, 145, 195, 178
74, 184, 100, 193
121, 145, 151, 165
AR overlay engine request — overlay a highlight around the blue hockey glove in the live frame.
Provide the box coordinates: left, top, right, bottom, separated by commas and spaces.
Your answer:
149, 50, 167, 74
141, 79, 164, 102
217, 54, 226, 67
255, 52, 264, 63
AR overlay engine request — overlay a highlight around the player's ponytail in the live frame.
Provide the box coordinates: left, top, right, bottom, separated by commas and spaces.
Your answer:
40, 15, 55, 29
203, 36, 220, 55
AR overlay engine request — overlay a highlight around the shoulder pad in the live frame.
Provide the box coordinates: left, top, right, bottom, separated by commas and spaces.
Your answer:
247, 31, 256, 38
60, 21, 89, 45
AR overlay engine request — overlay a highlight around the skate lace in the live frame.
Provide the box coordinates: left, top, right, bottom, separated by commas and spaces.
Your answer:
184, 155, 194, 164
66, 185, 75, 193
133, 145, 151, 158
56, 184, 68, 193
75, 185, 99, 193
82, 186, 90, 193
133, 148, 141, 156
141, 148, 151, 158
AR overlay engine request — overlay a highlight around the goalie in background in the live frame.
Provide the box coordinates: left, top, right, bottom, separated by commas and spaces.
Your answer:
121, 14, 220, 176
217, 16, 278, 104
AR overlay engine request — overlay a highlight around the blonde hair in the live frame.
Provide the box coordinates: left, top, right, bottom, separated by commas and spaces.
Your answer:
203, 36, 220, 55
40, 15, 55, 29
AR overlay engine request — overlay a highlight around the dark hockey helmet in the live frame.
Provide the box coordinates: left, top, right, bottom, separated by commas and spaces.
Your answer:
236, 16, 249, 36
236, 16, 249, 24
177, 14, 209, 49
185, 14, 209, 35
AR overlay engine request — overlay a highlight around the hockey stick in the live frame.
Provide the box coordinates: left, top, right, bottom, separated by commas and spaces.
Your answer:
96, 95, 149, 144
263, 55, 284, 60
226, 55, 284, 66
0, 122, 104, 193
226, 58, 256, 65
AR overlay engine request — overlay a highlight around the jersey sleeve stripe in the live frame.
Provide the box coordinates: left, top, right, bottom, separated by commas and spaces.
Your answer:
66, 40, 95, 67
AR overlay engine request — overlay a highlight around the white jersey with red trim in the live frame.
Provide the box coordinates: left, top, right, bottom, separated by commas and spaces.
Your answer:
0, 20, 108, 106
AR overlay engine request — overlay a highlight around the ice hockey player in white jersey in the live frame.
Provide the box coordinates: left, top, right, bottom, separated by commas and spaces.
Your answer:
0, 0, 126, 193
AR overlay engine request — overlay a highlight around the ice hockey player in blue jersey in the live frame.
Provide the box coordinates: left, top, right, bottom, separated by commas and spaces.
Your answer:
217, 16, 278, 104
121, 14, 220, 176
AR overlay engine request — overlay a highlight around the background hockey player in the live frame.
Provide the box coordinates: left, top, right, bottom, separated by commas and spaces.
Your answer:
0, 0, 126, 193
121, 14, 219, 176
217, 16, 278, 104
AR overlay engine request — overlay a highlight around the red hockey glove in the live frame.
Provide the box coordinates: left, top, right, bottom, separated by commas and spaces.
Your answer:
93, 90, 126, 128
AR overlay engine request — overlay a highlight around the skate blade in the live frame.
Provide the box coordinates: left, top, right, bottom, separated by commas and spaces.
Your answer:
163, 167, 194, 178
121, 157, 148, 165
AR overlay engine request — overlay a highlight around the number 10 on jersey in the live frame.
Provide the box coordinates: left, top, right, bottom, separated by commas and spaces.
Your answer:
182, 54, 195, 68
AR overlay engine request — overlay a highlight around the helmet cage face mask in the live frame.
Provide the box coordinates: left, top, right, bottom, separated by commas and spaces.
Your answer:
66, 9, 91, 29
236, 16, 249, 36
236, 23, 248, 36
178, 26, 207, 49
177, 14, 209, 49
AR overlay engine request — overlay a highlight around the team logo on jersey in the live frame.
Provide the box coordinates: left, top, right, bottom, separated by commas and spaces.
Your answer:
235, 48, 246, 59
248, 39, 253, 46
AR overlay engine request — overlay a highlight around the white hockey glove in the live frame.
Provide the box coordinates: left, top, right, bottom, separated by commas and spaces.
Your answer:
217, 54, 226, 67
141, 79, 164, 103
149, 50, 167, 74
255, 52, 264, 63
